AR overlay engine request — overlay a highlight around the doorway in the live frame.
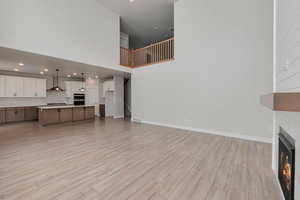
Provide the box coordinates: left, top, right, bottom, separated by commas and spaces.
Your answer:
124, 78, 131, 119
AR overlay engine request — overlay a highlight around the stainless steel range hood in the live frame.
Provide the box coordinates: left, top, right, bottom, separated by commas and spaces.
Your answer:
47, 69, 64, 92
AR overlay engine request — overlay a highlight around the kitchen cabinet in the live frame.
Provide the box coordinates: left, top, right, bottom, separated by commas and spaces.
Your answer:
24, 78, 46, 98
38, 106, 95, 126
24, 107, 38, 121
65, 81, 85, 97
6, 108, 25, 123
39, 109, 60, 125
36, 79, 47, 97
103, 80, 115, 97
0, 76, 5, 97
38, 108, 70, 125
85, 107, 95, 120
2, 76, 46, 98
73, 107, 85, 121
23, 78, 36, 97
59, 108, 73, 123
0, 106, 40, 124
5, 76, 24, 97
0, 109, 5, 124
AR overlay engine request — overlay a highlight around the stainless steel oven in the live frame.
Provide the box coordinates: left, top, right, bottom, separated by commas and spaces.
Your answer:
73, 93, 85, 105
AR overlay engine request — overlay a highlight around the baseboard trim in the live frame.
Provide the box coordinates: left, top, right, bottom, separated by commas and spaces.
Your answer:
132, 119, 272, 144
114, 115, 124, 119
273, 169, 285, 200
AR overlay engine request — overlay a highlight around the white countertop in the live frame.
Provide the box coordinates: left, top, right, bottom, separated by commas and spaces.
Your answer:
0, 105, 47, 109
38, 105, 95, 110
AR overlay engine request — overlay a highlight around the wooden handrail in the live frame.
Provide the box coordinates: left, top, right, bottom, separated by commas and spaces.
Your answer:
120, 38, 174, 68
132, 37, 175, 52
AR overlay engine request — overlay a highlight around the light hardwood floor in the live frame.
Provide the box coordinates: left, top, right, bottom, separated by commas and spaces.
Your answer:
0, 118, 282, 200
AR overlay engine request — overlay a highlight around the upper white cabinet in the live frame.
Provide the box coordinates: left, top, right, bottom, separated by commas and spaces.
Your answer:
23, 78, 36, 97
5, 76, 24, 97
0, 76, 46, 98
23, 78, 46, 97
65, 81, 85, 97
0, 76, 5, 97
36, 79, 47, 97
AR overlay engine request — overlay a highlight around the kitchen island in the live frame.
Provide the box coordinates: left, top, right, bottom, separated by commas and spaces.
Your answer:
0, 105, 44, 124
38, 105, 95, 126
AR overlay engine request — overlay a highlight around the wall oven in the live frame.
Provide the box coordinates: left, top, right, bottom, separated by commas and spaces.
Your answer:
73, 93, 85, 105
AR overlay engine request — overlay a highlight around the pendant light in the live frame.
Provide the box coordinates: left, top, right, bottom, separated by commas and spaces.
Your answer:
79, 73, 85, 92
47, 69, 64, 92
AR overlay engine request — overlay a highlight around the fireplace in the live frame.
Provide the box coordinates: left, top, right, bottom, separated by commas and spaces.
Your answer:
278, 128, 295, 200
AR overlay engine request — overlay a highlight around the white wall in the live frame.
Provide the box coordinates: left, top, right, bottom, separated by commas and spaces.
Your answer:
273, 0, 300, 198
0, 0, 123, 71
132, 0, 273, 142
113, 76, 124, 118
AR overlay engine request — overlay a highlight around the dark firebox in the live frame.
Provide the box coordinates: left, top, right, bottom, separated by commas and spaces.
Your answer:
278, 128, 295, 200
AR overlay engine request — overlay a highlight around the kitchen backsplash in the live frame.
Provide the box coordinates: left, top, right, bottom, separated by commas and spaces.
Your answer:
0, 91, 72, 107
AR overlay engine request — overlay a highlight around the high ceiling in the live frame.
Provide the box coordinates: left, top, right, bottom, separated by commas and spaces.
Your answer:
97, 0, 174, 49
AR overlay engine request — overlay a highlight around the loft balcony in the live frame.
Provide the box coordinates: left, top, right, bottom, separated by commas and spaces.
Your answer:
120, 38, 174, 68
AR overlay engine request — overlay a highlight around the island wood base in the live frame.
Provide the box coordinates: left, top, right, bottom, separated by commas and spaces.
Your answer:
39, 106, 95, 126
0, 107, 38, 125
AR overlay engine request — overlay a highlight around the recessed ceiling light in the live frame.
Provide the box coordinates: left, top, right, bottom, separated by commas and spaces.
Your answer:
14, 68, 19, 72
40, 71, 44, 75
44, 68, 49, 72
18, 62, 24, 66
95, 75, 99, 79
73, 73, 77, 76
129, 0, 135, 2
67, 75, 71, 78
154, 27, 159, 30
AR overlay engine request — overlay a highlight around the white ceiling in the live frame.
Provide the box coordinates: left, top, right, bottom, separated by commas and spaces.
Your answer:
0, 47, 130, 79
97, 0, 174, 49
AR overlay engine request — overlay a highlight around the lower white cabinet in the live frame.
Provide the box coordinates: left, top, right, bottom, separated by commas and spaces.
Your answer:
0, 76, 46, 98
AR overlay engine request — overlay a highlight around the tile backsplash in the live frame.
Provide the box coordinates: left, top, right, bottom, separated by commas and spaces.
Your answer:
0, 91, 72, 107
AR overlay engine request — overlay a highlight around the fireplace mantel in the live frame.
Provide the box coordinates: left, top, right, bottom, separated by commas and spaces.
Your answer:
260, 93, 300, 112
